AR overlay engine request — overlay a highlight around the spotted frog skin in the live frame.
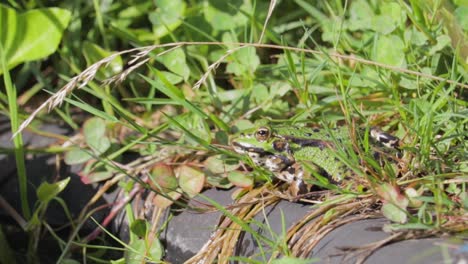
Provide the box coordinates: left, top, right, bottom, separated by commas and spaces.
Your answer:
231, 123, 400, 196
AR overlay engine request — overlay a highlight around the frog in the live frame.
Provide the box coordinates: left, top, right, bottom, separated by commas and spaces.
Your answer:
231, 122, 400, 197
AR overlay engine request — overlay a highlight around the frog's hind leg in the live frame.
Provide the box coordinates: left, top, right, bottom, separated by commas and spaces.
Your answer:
275, 163, 309, 200
370, 127, 400, 149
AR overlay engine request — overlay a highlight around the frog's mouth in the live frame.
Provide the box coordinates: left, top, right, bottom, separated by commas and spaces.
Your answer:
231, 141, 274, 167
232, 141, 292, 172
231, 141, 268, 155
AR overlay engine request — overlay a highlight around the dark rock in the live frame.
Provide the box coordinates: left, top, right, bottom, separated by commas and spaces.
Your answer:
162, 188, 237, 263
161, 187, 467, 263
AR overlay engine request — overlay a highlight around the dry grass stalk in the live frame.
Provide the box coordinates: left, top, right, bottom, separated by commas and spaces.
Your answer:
288, 196, 376, 256
298, 213, 377, 258
185, 185, 279, 264
193, 45, 245, 90
259, 0, 277, 43
340, 230, 437, 264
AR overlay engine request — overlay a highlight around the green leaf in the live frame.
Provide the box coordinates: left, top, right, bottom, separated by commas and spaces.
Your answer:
251, 83, 269, 104
227, 171, 253, 188
37, 177, 70, 203
0, 5, 71, 74
382, 203, 407, 224
80, 171, 114, 184
82, 41, 123, 79
158, 71, 184, 84
152, 191, 182, 209
83, 117, 111, 155
206, 175, 233, 189
348, 0, 374, 31
157, 47, 190, 81
25, 212, 41, 231
429, 35, 451, 55
455, 6, 468, 31
149, 163, 178, 191
204, 155, 239, 174
130, 219, 147, 238
149, 0, 186, 39
223, 34, 260, 76
372, 34, 406, 67
177, 165, 205, 198
372, 2, 405, 34
404, 27, 427, 46
225, 46, 260, 75
376, 183, 409, 209
64, 148, 93, 165
116, 2, 153, 28
377, 183, 409, 223
203, 0, 250, 31
126, 238, 163, 263
271, 256, 320, 264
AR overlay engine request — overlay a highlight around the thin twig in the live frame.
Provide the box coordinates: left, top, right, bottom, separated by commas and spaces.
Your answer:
0, 194, 27, 229
193, 45, 245, 90
259, 0, 277, 43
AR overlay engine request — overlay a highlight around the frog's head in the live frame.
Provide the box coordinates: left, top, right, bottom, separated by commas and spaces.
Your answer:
231, 126, 291, 171
231, 126, 273, 156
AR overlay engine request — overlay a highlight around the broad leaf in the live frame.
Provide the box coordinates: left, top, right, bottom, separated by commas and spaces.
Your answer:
177, 165, 205, 198
83, 117, 111, 155
382, 203, 407, 224
149, 163, 178, 191
372, 2, 406, 34
64, 148, 93, 165
126, 238, 163, 263
37, 177, 70, 203
157, 47, 190, 81
204, 155, 239, 174
348, 0, 373, 31
80, 171, 114, 184
152, 191, 182, 209
130, 219, 147, 238
0, 5, 71, 74
372, 34, 406, 67
377, 183, 409, 223
149, 0, 186, 39
455, 6, 468, 30
223, 33, 260, 76
227, 171, 253, 188
203, 0, 250, 31
271, 256, 320, 264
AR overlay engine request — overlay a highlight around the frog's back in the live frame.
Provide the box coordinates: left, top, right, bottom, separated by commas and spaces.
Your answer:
292, 143, 349, 181
272, 125, 350, 142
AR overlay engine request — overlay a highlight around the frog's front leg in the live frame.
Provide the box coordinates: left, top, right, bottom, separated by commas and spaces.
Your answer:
264, 154, 294, 173
275, 163, 309, 199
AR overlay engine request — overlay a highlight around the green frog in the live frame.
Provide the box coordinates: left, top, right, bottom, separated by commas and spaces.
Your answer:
231, 123, 400, 197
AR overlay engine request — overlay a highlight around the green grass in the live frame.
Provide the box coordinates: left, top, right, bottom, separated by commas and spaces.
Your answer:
0, 0, 467, 263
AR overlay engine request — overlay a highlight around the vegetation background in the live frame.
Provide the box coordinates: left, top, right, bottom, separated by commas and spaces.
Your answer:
0, 0, 466, 263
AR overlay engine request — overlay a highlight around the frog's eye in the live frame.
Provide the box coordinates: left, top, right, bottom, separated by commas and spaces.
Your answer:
255, 127, 270, 142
